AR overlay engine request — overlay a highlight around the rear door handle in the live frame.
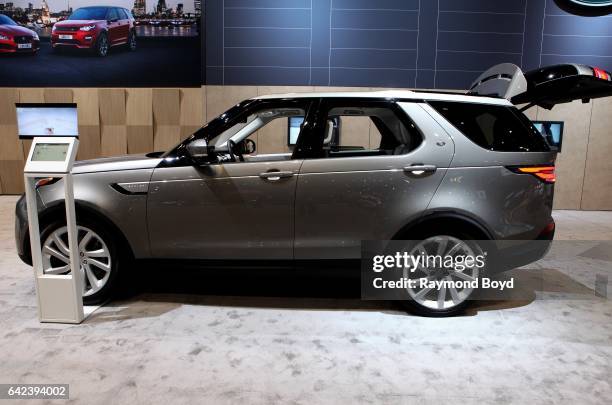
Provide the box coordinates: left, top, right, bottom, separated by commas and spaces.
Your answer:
259, 171, 294, 181
403, 165, 437, 175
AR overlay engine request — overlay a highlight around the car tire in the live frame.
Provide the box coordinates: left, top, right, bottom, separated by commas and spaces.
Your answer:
94, 32, 109, 57
39, 217, 122, 305
394, 231, 488, 317
127, 31, 136, 51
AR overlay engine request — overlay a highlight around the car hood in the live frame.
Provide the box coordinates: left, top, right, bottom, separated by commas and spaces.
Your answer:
73, 153, 163, 174
55, 20, 101, 26
0, 25, 36, 36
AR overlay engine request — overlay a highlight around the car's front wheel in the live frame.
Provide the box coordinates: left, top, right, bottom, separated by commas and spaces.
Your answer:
396, 235, 486, 317
40, 219, 121, 305
94, 32, 109, 57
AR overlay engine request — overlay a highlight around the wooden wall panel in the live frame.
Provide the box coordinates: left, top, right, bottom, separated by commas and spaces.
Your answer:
581, 97, 612, 210
153, 89, 180, 125
44, 89, 73, 103
73, 89, 100, 125
19, 88, 44, 102
100, 125, 127, 157
179, 88, 204, 140
127, 126, 154, 154
77, 126, 101, 161
126, 88, 153, 126
0, 160, 25, 194
0, 89, 19, 125
98, 89, 126, 125
205, 85, 258, 121
126, 89, 154, 153
153, 89, 180, 151
154, 126, 180, 152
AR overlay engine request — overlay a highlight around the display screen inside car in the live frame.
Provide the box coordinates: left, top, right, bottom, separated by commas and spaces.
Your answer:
288, 116, 304, 146
532, 121, 564, 152
16, 104, 79, 139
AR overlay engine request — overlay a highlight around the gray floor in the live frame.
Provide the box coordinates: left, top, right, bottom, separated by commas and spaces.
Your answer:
0, 195, 611, 405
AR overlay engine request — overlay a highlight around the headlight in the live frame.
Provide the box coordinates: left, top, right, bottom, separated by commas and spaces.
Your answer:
0, 34, 9, 40
51, 25, 56, 32
79, 25, 96, 32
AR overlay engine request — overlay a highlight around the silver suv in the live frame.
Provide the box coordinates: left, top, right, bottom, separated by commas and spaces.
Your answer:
15, 63, 612, 316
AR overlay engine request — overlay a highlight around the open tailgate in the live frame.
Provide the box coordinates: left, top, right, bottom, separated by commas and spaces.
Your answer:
469, 63, 612, 110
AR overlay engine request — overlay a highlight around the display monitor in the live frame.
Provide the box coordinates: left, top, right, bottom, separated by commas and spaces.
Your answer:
15, 103, 79, 139
288, 116, 304, 146
532, 121, 564, 152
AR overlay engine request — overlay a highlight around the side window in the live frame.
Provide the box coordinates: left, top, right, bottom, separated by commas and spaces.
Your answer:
107, 8, 119, 21
209, 102, 309, 161
118, 9, 129, 20
429, 101, 550, 152
318, 102, 422, 158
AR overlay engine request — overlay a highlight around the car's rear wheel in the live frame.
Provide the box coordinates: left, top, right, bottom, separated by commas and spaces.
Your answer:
396, 234, 485, 317
40, 218, 121, 305
127, 31, 136, 51
94, 33, 109, 57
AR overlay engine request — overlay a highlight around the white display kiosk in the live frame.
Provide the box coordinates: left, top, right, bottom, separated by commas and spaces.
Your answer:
24, 137, 84, 323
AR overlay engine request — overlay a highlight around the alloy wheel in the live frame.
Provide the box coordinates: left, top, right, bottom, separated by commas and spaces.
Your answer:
41, 225, 112, 297
403, 236, 481, 310
99, 36, 108, 56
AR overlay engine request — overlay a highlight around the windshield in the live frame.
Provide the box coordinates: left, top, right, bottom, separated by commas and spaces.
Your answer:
161, 100, 256, 158
0, 14, 17, 25
68, 7, 108, 20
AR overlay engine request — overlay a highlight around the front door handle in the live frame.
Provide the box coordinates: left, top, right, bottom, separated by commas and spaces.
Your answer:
259, 171, 294, 181
403, 165, 437, 175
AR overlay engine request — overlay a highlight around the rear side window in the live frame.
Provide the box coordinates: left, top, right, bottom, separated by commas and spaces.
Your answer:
429, 101, 550, 152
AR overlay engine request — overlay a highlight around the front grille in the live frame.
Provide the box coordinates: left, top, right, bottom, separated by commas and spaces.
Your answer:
56, 26, 80, 32
14, 36, 32, 44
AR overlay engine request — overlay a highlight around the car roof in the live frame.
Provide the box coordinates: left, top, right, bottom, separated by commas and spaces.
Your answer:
254, 90, 512, 106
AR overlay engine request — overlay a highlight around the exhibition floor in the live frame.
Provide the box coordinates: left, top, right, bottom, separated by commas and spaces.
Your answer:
0, 195, 611, 404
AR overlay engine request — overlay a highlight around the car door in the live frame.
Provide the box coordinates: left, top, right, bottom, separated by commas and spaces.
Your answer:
115, 8, 130, 43
105, 8, 122, 45
293, 99, 455, 260
147, 98, 317, 260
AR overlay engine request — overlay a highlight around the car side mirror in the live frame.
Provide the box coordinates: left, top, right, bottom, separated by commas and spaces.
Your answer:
186, 138, 210, 160
244, 138, 256, 154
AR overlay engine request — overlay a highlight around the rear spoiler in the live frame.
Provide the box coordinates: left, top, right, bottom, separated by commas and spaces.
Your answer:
469, 63, 612, 110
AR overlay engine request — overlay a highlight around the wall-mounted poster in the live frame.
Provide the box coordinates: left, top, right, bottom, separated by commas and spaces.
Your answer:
0, 1, 202, 87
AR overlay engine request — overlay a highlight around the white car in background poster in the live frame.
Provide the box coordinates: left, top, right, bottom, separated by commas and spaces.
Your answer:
15, 104, 79, 138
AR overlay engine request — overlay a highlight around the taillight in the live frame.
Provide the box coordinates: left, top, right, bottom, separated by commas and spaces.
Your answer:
510, 166, 556, 183
593, 67, 611, 81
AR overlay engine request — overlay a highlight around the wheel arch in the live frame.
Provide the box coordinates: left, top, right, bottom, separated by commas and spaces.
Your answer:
37, 200, 135, 259
392, 210, 495, 241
